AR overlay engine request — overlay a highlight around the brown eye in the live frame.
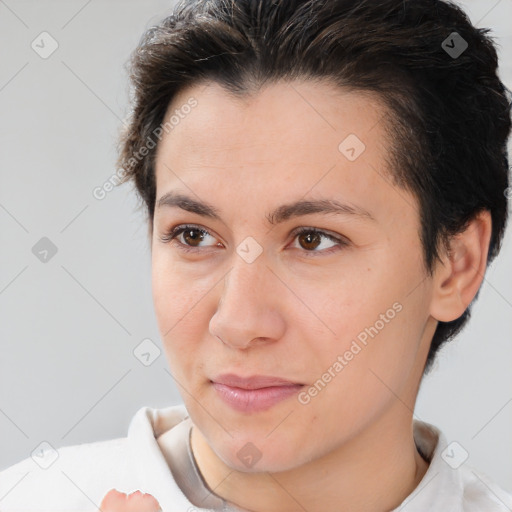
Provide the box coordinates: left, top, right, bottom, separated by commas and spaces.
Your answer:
160, 224, 348, 257
297, 231, 322, 251
181, 227, 206, 247
290, 227, 348, 256
159, 224, 217, 252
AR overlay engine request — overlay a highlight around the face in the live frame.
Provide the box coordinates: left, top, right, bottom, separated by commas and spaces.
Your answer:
151, 79, 436, 473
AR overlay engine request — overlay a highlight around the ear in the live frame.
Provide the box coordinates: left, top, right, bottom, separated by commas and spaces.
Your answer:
429, 210, 492, 323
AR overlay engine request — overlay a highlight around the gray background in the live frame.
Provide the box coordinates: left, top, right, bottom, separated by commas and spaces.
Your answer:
1, 0, 511, 492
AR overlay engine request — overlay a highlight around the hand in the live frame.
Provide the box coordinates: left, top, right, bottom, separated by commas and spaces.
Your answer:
98, 488, 162, 511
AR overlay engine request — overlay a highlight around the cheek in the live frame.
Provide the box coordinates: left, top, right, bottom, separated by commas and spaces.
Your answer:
151, 259, 204, 373
290, 263, 392, 350
297, 263, 423, 400
151, 254, 208, 333
314, 296, 427, 428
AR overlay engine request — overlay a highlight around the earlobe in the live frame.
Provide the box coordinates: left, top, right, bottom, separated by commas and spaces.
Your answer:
429, 210, 492, 323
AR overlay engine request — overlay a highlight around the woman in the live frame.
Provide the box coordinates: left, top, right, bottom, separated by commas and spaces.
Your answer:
1, 0, 511, 510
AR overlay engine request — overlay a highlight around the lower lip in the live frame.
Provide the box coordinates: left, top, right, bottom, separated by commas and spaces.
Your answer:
212, 382, 304, 413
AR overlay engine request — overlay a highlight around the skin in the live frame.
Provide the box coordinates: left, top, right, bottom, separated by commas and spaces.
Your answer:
151, 80, 492, 512
98, 489, 161, 511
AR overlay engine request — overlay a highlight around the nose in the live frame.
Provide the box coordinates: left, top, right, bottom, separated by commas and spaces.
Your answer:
209, 257, 285, 350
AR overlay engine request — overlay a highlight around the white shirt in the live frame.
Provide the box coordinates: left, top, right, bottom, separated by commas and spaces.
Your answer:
0, 404, 510, 511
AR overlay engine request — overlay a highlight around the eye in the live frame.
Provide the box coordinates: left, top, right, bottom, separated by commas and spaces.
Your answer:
289, 226, 348, 256
159, 224, 349, 256
159, 224, 220, 253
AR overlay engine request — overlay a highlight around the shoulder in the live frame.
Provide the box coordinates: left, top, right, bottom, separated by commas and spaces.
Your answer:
0, 403, 190, 511
0, 436, 129, 511
459, 463, 512, 511
403, 419, 512, 512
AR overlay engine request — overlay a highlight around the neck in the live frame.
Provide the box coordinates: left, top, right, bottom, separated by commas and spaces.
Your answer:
190, 404, 430, 512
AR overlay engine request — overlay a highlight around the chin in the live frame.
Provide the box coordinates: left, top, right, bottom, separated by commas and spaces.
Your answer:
213, 434, 309, 474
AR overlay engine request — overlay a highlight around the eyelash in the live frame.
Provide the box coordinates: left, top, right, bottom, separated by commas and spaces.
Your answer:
159, 224, 349, 257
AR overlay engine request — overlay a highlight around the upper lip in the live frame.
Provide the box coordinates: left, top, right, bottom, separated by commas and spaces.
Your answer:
211, 373, 303, 390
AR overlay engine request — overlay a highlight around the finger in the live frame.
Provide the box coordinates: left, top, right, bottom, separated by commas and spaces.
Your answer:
99, 488, 162, 512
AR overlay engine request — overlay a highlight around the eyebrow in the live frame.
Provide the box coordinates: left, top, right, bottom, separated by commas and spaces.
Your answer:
156, 191, 376, 225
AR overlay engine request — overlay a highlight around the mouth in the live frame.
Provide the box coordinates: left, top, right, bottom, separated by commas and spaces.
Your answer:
210, 373, 305, 413
210, 373, 304, 389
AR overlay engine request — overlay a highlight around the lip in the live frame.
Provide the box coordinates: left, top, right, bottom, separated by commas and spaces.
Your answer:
210, 374, 304, 413
211, 373, 303, 389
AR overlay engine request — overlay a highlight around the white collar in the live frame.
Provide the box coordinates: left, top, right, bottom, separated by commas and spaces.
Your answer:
126, 405, 510, 512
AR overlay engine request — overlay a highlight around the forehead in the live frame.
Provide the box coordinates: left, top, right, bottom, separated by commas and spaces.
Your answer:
157, 79, 387, 163
153, 79, 418, 228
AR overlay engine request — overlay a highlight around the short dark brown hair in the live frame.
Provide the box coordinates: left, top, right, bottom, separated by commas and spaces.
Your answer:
116, 0, 511, 375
